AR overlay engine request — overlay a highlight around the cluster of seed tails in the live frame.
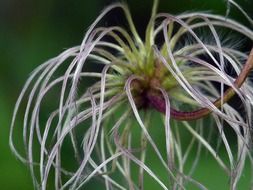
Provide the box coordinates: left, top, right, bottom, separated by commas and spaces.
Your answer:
10, 0, 253, 189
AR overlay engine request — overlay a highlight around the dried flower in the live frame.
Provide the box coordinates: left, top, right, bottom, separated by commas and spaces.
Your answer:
10, 0, 253, 189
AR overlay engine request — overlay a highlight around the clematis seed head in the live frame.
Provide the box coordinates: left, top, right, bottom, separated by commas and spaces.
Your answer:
10, 0, 253, 189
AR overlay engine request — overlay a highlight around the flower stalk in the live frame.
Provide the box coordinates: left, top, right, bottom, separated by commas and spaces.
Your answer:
148, 48, 253, 120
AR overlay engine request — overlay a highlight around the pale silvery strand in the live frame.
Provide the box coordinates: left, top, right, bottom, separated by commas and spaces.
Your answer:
10, 0, 253, 189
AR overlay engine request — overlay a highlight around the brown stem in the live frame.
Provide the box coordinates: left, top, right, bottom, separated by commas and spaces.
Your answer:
148, 47, 253, 121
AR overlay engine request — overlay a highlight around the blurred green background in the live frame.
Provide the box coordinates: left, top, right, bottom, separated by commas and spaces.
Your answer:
0, 0, 252, 189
